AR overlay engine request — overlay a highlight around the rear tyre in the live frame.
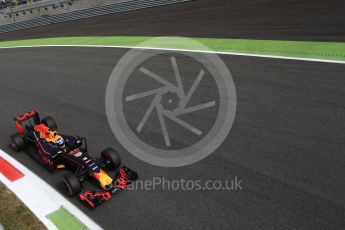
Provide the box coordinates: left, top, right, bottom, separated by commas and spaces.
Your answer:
101, 148, 121, 171
62, 173, 81, 196
41, 116, 57, 130
10, 133, 25, 152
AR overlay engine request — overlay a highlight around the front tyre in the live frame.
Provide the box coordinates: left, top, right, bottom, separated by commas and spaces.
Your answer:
62, 173, 81, 196
101, 148, 121, 171
41, 116, 57, 130
10, 133, 25, 152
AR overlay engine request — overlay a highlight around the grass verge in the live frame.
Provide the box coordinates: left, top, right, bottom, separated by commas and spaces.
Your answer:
0, 36, 344, 61
0, 182, 46, 230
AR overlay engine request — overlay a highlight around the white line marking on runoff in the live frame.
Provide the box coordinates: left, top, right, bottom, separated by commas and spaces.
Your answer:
0, 45, 344, 64
0, 149, 102, 230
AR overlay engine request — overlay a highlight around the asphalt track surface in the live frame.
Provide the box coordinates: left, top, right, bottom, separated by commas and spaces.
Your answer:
0, 0, 345, 229
0, 47, 345, 230
1, 0, 345, 42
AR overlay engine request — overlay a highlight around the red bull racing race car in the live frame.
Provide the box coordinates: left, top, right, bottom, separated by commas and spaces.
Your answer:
9, 110, 138, 208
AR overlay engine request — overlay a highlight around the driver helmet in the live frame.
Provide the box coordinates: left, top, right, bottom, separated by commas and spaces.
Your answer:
56, 137, 66, 149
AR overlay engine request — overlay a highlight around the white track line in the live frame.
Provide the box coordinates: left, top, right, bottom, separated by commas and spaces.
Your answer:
0, 149, 103, 230
0, 45, 344, 64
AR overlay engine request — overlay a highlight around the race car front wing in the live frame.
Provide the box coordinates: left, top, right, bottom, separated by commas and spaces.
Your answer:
79, 166, 138, 208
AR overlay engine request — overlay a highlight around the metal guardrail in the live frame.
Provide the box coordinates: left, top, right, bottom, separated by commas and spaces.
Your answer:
0, 0, 192, 34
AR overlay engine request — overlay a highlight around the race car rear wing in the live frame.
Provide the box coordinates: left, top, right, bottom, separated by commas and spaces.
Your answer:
14, 110, 40, 136
14, 110, 40, 123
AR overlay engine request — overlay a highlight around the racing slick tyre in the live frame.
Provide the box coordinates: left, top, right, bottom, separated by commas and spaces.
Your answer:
101, 148, 121, 171
62, 173, 81, 196
10, 133, 25, 152
42, 116, 57, 130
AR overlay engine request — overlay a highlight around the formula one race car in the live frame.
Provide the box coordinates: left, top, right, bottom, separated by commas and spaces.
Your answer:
10, 110, 138, 208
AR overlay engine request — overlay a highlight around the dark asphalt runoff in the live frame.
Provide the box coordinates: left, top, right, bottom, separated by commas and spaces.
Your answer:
0, 47, 344, 230
1, 0, 345, 41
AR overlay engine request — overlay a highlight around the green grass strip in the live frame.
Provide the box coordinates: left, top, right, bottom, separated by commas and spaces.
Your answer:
0, 36, 344, 61
46, 206, 87, 230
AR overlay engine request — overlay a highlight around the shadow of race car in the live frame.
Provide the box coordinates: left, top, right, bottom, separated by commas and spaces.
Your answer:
10, 110, 138, 208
